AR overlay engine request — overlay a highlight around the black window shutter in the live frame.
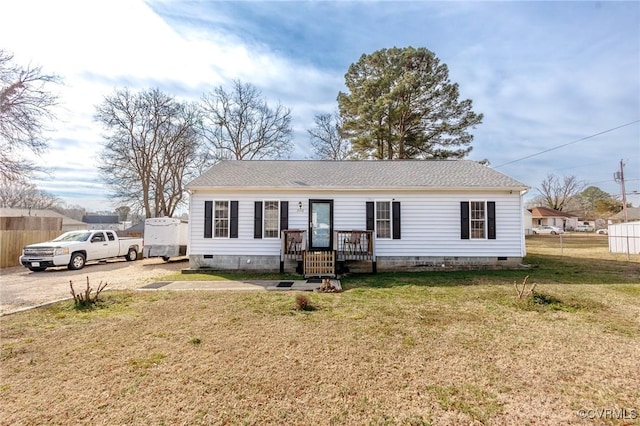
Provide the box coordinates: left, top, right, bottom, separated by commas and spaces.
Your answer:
366, 202, 375, 231
392, 201, 401, 239
460, 201, 470, 239
204, 201, 213, 238
280, 201, 289, 231
254, 201, 263, 239
487, 201, 496, 240
230, 201, 239, 238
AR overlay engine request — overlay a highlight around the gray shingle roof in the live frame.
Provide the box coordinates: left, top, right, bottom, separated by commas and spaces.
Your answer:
82, 215, 119, 224
187, 160, 528, 190
611, 207, 640, 221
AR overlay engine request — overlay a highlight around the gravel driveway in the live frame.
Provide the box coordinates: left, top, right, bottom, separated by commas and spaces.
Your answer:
0, 257, 188, 315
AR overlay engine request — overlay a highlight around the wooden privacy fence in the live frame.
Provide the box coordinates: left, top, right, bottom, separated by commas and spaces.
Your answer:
0, 230, 62, 268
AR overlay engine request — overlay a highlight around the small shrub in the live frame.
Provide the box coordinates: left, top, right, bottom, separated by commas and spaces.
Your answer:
293, 294, 314, 311
69, 277, 107, 309
514, 275, 536, 299
189, 337, 202, 345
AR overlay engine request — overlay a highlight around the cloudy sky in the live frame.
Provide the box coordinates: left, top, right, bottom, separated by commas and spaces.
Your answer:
2, 0, 639, 212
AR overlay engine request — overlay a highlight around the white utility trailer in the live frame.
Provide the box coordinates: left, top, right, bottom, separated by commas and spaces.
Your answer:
142, 217, 188, 261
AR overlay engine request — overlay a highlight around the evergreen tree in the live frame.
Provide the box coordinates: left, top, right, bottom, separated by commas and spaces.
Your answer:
337, 47, 482, 160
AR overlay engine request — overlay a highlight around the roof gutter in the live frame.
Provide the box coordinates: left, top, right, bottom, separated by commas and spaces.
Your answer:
186, 185, 530, 193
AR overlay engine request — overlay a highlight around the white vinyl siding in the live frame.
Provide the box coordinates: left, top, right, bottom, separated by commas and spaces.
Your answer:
188, 190, 525, 258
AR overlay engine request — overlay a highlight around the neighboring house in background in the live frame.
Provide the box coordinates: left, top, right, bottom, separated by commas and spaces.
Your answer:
608, 207, 640, 224
82, 215, 121, 231
530, 206, 579, 231
186, 160, 529, 276
523, 209, 533, 235
121, 221, 145, 237
0, 208, 87, 231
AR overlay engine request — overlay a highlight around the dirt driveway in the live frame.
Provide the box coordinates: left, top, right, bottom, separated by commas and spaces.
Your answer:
0, 258, 188, 315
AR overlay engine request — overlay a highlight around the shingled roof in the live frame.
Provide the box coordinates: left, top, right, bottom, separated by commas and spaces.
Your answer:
187, 160, 528, 190
530, 206, 578, 218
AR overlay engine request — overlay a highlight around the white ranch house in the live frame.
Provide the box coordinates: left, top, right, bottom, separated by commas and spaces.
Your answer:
186, 160, 529, 276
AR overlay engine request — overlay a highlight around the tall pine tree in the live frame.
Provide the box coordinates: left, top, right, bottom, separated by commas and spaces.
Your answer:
337, 47, 483, 160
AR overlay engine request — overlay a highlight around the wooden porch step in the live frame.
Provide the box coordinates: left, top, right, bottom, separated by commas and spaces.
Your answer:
304, 251, 335, 277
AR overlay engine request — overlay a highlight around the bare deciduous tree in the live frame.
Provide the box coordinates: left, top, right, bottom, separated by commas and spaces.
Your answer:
95, 88, 208, 218
0, 50, 61, 181
200, 80, 293, 161
307, 113, 351, 160
114, 205, 130, 222
0, 176, 60, 209
52, 203, 87, 221
537, 173, 584, 211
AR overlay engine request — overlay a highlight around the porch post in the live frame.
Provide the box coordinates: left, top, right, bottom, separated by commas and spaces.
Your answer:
280, 230, 285, 274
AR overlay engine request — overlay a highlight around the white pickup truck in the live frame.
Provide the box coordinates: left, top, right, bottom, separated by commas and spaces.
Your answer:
20, 230, 144, 272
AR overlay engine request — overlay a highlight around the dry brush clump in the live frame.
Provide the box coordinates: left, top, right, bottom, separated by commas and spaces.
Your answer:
293, 293, 314, 311
513, 275, 536, 300
512, 275, 586, 312
69, 277, 108, 308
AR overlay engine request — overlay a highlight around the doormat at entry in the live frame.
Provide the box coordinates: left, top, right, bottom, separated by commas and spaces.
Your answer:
306, 278, 323, 284
140, 281, 172, 289
276, 281, 294, 288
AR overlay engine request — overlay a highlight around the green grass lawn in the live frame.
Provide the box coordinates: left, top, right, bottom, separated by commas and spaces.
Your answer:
1, 236, 638, 425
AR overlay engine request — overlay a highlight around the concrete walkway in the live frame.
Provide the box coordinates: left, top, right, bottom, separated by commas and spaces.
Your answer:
138, 278, 342, 292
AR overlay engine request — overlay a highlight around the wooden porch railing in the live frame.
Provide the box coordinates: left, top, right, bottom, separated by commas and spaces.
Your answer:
280, 229, 375, 275
281, 229, 306, 261
335, 230, 374, 261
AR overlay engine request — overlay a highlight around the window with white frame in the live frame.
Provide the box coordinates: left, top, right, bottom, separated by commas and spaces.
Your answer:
214, 201, 229, 238
376, 201, 391, 239
470, 201, 486, 239
263, 200, 280, 238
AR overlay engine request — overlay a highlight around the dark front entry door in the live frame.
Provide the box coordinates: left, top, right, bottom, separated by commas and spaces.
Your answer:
309, 199, 333, 250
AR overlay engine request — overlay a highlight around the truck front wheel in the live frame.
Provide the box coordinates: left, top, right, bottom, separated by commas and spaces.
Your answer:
126, 248, 138, 262
68, 253, 86, 270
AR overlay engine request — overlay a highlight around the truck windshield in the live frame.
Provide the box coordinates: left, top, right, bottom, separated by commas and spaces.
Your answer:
52, 232, 91, 242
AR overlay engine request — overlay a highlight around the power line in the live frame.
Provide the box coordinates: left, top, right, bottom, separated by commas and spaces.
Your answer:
493, 120, 640, 168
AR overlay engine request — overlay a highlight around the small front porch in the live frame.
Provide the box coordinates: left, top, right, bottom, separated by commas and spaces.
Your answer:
280, 229, 376, 277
